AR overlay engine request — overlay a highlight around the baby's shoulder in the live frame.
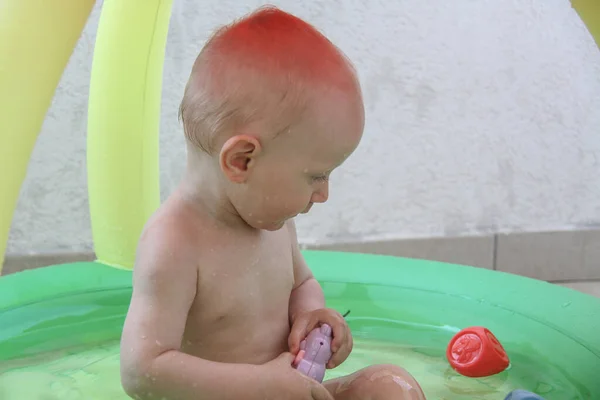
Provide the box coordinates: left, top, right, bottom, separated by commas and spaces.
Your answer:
130, 203, 202, 298
135, 202, 209, 269
142, 206, 195, 245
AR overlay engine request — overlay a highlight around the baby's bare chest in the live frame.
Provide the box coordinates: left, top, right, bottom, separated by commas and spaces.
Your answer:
182, 233, 295, 362
189, 232, 295, 333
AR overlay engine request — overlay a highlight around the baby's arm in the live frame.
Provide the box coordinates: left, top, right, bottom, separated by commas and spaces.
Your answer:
286, 219, 353, 368
120, 224, 263, 400
286, 219, 326, 323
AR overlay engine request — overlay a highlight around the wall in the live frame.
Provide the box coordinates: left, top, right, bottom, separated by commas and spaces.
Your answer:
5, 0, 600, 264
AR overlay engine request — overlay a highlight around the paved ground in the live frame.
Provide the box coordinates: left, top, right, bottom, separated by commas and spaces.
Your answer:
557, 280, 600, 298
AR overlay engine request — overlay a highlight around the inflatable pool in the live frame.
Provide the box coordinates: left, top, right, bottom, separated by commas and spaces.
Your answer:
1, 1, 599, 399
1, 254, 600, 399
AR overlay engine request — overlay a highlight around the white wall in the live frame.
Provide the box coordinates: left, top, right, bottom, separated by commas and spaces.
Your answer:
6, 0, 600, 254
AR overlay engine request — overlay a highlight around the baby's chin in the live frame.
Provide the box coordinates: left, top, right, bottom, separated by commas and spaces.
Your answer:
264, 222, 287, 231
246, 209, 308, 231
247, 218, 287, 231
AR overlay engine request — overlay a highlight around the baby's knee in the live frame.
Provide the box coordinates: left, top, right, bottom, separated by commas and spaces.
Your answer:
339, 364, 426, 400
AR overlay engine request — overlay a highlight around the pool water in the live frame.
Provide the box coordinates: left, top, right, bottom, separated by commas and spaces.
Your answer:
0, 324, 584, 400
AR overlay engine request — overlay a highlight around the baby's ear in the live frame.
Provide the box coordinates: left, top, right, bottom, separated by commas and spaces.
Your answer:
219, 135, 262, 183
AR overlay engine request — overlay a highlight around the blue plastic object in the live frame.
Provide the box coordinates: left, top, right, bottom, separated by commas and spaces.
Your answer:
504, 389, 545, 400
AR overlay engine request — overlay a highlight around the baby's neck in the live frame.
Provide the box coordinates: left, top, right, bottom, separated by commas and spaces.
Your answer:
178, 156, 251, 231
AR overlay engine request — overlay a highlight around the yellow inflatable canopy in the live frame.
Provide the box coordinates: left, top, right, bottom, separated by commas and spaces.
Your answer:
0, 0, 172, 273
0, 0, 95, 273
87, 0, 172, 269
572, 0, 600, 47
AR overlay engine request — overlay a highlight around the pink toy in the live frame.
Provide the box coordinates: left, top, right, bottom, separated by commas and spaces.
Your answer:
293, 323, 333, 383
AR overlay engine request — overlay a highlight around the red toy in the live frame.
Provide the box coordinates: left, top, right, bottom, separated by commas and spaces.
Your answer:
446, 326, 509, 377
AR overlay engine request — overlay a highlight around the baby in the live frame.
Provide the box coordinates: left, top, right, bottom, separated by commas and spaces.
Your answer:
120, 6, 425, 400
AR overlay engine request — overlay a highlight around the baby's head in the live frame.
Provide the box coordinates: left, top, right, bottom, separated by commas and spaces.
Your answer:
180, 6, 364, 230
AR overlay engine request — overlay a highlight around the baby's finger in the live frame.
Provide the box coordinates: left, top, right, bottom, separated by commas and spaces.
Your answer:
329, 325, 353, 368
329, 316, 347, 352
328, 341, 351, 368
344, 325, 353, 351
288, 314, 314, 353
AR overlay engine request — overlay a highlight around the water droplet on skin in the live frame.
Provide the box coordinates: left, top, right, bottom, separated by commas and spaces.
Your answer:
141, 335, 147, 339
155, 340, 162, 346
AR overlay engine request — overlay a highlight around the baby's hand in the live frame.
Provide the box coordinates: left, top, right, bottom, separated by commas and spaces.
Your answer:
288, 308, 353, 369
262, 353, 334, 400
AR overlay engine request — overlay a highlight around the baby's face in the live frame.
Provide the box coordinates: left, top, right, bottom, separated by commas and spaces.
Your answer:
235, 91, 364, 231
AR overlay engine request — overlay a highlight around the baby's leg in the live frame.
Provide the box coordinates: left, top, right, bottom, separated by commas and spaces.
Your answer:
323, 364, 426, 400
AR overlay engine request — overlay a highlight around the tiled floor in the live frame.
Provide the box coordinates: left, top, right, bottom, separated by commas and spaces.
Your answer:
556, 280, 600, 298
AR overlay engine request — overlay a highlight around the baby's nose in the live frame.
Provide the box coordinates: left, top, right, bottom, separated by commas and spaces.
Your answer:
312, 184, 329, 203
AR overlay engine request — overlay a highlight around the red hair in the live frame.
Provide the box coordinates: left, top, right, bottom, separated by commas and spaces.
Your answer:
179, 5, 359, 153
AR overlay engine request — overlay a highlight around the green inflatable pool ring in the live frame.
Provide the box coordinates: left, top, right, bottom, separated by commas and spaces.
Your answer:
1, 252, 599, 399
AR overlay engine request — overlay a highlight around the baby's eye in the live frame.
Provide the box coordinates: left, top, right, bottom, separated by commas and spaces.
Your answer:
312, 175, 329, 183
